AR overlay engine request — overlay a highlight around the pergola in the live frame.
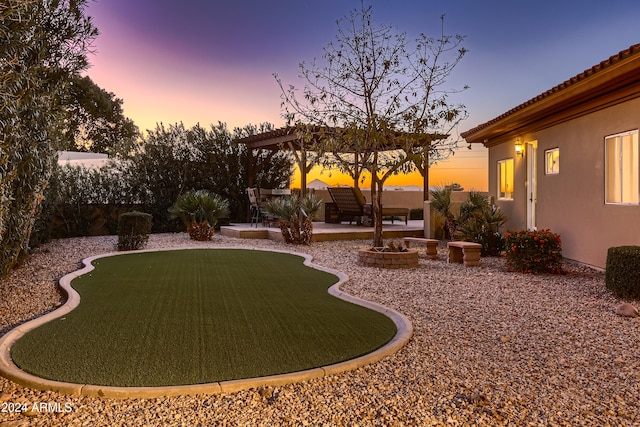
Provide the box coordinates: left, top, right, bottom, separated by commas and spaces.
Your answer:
236, 126, 445, 201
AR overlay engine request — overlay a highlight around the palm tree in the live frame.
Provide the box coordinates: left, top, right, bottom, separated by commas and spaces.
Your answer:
168, 190, 229, 240
457, 191, 487, 224
261, 194, 322, 244
429, 186, 456, 239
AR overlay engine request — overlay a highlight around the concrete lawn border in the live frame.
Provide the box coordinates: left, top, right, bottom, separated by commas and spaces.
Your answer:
0, 246, 413, 399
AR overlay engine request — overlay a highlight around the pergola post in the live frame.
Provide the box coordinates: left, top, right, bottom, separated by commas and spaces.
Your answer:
423, 144, 432, 238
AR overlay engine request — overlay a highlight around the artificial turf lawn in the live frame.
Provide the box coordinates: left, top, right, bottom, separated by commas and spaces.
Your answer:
12, 249, 397, 387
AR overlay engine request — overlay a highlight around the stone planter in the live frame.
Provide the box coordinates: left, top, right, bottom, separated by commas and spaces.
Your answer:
357, 248, 419, 269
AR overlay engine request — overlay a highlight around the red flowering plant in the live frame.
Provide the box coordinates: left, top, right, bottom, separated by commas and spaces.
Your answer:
504, 229, 563, 274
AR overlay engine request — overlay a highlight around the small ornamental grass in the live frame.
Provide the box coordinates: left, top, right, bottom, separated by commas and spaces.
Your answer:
505, 229, 563, 274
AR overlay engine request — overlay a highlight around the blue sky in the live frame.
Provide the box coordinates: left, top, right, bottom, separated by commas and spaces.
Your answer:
84, 0, 640, 189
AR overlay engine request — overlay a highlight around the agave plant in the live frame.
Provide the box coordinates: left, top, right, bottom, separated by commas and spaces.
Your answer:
261, 194, 322, 244
168, 190, 230, 240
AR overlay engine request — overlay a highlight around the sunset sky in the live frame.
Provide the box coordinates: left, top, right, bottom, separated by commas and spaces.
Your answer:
84, 0, 640, 191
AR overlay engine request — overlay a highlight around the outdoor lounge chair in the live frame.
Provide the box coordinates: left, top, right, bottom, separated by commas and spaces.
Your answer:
327, 187, 369, 225
327, 187, 409, 225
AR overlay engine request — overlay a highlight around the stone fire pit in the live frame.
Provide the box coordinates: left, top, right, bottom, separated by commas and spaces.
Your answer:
357, 247, 419, 269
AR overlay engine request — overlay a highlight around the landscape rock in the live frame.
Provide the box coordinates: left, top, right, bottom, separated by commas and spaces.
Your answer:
0, 234, 638, 426
615, 302, 639, 317
0, 421, 29, 427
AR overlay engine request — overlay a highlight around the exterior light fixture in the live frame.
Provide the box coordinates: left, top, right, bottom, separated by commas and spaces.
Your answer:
515, 139, 524, 156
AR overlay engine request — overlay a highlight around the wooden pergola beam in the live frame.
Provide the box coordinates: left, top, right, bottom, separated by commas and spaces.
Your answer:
237, 126, 447, 200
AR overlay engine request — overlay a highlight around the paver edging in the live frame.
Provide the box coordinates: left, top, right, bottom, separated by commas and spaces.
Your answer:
0, 246, 413, 399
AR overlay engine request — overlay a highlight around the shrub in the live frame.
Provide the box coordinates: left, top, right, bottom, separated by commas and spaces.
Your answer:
168, 190, 230, 241
606, 246, 640, 299
0, 0, 97, 280
505, 229, 563, 274
454, 191, 507, 256
117, 211, 152, 251
115, 122, 293, 230
33, 164, 141, 242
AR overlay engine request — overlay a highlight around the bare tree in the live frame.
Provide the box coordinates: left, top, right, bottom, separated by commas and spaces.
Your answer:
275, 2, 468, 246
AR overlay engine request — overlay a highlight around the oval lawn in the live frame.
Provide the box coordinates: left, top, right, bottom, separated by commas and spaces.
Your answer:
11, 249, 397, 387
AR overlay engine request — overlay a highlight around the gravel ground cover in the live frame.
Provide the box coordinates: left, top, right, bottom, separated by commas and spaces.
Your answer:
0, 233, 638, 426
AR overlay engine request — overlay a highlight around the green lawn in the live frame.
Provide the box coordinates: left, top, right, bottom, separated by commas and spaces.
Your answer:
12, 249, 396, 387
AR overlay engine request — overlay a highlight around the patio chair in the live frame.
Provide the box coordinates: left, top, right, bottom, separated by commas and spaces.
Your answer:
247, 188, 262, 227
247, 188, 279, 228
327, 187, 409, 225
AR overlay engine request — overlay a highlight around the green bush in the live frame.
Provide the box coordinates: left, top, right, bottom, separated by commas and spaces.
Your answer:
117, 211, 152, 251
32, 164, 141, 242
32, 123, 294, 242
454, 192, 507, 256
505, 229, 563, 274
0, 0, 96, 280
114, 122, 293, 231
606, 246, 640, 299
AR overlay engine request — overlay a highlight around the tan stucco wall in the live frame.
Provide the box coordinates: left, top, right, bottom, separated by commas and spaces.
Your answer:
488, 97, 640, 268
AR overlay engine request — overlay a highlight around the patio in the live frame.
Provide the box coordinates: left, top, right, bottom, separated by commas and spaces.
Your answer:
220, 220, 425, 242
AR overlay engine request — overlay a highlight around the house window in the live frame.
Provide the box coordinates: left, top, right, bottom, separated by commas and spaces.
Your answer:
605, 130, 639, 204
497, 159, 514, 200
545, 148, 559, 174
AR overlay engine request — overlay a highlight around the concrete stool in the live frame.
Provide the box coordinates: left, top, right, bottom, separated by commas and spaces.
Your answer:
447, 241, 482, 267
402, 237, 439, 260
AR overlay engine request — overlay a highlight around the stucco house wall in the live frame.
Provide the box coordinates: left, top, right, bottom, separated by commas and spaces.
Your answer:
464, 44, 640, 269
488, 142, 526, 231
490, 98, 640, 268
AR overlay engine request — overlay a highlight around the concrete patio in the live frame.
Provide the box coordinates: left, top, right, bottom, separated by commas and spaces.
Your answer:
220, 220, 425, 242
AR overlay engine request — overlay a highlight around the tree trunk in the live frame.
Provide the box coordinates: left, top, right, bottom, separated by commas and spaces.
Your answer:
423, 145, 430, 202
372, 175, 384, 247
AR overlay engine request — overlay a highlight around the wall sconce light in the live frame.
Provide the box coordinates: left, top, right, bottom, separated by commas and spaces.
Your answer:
515, 139, 524, 156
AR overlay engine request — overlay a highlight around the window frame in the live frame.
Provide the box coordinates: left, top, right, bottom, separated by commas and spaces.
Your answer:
544, 148, 559, 175
497, 158, 514, 201
604, 130, 639, 205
